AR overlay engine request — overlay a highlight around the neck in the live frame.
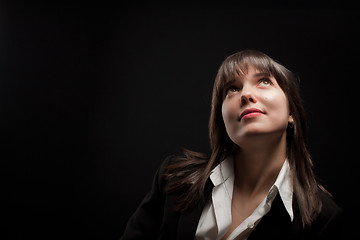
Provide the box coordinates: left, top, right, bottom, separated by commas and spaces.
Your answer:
233, 132, 287, 197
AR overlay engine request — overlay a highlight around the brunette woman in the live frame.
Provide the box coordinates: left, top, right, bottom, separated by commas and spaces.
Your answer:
121, 50, 342, 240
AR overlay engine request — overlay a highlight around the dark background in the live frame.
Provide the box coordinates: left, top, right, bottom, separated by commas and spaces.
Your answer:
3, 2, 359, 239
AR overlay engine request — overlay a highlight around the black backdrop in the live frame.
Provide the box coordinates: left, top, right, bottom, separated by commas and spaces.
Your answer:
3, 2, 359, 239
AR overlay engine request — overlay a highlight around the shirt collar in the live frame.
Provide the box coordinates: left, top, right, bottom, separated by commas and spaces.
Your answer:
268, 159, 294, 221
209, 155, 234, 186
209, 156, 294, 221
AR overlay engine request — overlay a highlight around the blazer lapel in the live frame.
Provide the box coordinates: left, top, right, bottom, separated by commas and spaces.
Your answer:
175, 183, 303, 240
248, 194, 302, 240
176, 180, 214, 240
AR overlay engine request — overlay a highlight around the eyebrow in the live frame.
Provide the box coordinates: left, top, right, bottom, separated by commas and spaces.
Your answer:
224, 72, 270, 86
223, 79, 236, 90
253, 72, 271, 78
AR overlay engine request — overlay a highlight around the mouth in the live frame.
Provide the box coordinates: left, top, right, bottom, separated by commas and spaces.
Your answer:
239, 108, 264, 121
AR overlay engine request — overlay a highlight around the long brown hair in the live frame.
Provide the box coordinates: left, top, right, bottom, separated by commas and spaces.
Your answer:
164, 50, 324, 228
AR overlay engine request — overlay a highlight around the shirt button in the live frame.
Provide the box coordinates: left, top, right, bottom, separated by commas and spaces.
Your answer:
247, 222, 254, 229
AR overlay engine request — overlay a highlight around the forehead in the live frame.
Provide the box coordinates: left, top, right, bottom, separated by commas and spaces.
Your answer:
222, 64, 273, 86
239, 65, 272, 79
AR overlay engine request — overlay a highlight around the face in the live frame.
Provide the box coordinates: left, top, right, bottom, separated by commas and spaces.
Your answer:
221, 65, 293, 147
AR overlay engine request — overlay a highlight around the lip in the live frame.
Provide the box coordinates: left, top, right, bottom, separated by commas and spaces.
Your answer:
239, 108, 264, 120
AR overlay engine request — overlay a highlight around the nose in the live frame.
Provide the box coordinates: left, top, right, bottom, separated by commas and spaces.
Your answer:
240, 86, 257, 107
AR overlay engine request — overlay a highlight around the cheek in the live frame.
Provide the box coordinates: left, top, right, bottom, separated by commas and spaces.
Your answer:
262, 91, 289, 123
221, 100, 240, 135
221, 100, 238, 121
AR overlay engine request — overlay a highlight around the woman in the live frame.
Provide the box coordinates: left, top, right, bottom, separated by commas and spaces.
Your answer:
121, 50, 342, 240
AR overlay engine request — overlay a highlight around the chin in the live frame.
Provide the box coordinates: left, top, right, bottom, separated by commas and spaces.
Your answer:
230, 128, 264, 143
234, 124, 281, 140
240, 123, 268, 135
234, 124, 287, 143
239, 129, 267, 139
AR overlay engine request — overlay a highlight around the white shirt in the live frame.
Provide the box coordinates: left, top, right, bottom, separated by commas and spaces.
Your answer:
195, 155, 293, 240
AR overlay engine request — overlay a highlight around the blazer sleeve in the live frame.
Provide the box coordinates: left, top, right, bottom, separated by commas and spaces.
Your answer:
120, 157, 172, 240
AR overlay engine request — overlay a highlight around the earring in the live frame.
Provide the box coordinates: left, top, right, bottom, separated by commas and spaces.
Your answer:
288, 115, 294, 128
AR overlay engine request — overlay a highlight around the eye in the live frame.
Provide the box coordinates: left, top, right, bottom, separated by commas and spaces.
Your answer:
225, 86, 240, 96
258, 78, 272, 87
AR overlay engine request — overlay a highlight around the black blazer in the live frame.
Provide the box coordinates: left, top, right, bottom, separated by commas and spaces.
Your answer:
121, 156, 343, 240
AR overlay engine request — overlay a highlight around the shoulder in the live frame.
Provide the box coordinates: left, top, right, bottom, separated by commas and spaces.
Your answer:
307, 190, 343, 238
157, 153, 203, 192
158, 154, 177, 175
159, 150, 209, 182
318, 190, 342, 218
317, 190, 342, 224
